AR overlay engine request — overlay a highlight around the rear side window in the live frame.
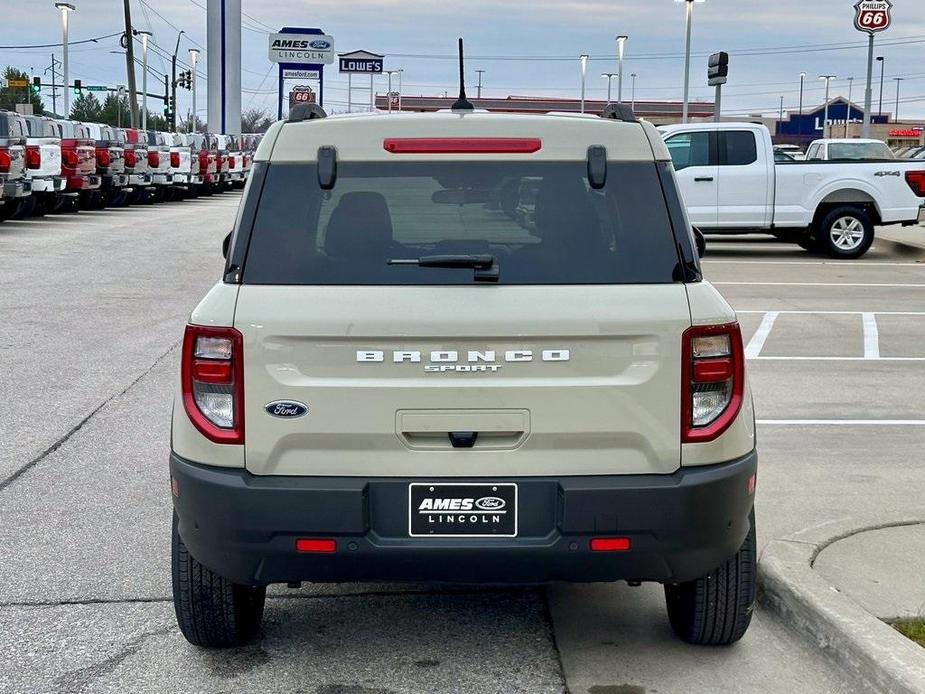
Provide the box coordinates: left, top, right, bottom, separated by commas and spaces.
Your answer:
241, 161, 682, 285
721, 131, 757, 166
828, 142, 894, 160
665, 132, 712, 170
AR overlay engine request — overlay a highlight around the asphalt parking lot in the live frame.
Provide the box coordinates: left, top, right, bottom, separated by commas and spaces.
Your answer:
2, 202, 924, 694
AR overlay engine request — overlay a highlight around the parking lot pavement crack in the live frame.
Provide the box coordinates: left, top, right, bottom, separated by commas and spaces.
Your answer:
0, 596, 172, 609
0, 340, 180, 495
541, 588, 571, 694
52, 623, 173, 694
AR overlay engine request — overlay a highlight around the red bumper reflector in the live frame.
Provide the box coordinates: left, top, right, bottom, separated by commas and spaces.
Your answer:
590, 537, 631, 552
746, 474, 756, 495
383, 137, 542, 154
295, 538, 336, 554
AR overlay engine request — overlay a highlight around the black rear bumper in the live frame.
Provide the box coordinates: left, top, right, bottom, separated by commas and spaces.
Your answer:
170, 450, 757, 587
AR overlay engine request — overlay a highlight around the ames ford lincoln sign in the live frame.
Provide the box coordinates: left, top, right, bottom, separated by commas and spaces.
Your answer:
268, 33, 335, 64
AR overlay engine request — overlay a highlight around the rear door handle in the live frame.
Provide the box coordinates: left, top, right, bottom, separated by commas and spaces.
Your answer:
694, 176, 714, 182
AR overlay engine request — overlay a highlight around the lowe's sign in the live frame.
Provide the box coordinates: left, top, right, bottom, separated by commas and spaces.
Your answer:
338, 50, 384, 74
268, 33, 335, 64
777, 98, 888, 140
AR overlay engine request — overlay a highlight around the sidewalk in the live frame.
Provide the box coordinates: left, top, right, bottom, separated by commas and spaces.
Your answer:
814, 523, 925, 622
760, 517, 925, 694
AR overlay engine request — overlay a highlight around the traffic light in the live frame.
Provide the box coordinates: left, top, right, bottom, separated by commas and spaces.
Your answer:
178, 70, 192, 90
73, 78, 82, 95
31, 76, 41, 94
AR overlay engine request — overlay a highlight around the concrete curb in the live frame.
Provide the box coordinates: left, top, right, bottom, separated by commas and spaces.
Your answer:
875, 230, 925, 255
759, 516, 925, 694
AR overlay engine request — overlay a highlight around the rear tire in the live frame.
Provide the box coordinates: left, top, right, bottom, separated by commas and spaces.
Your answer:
171, 513, 266, 648
664, 509, 756, 645
816, 206, 874, 259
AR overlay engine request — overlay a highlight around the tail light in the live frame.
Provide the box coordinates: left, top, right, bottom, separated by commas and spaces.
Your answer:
228, 155, 236, 169
147, 151, 160, 168
0, 148, 9, 173
170, 151, 180, 168
96, 148, 111, 167
905, 171, 925, 197
216, 154, 224, 169
681, 323, 744, 443
181, 325, 244, 444
199, 150, 209, 169
62, 149, 79, 168
26, 145, 41, 169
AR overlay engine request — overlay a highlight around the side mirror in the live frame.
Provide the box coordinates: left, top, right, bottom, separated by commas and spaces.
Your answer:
693, 227, 706, 259
222, 231, 232, 259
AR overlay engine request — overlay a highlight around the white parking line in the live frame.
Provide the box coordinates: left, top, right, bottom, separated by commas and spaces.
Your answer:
744, 311, 779, 359
736, 310, 925, 316
704, 260, 925, 267
757, 419, 925, 426
749, 356, 925, 362
862, 313, 880, 359
716, 282, 925, 288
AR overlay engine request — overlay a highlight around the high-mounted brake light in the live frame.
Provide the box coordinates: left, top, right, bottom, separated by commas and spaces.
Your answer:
26, 145, 41, 169
681, 323, 744, 443
383, 137, 542, 154
905, 171, 925, 198
170, 151, 180, 168
181, 325, 244, 444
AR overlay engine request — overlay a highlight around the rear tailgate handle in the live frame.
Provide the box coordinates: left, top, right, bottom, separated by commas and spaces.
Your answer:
397, 409, 530, 451
694, 176, 714, 182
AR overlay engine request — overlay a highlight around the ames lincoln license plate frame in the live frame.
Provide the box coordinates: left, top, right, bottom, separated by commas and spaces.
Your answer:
408, 483, 518, 538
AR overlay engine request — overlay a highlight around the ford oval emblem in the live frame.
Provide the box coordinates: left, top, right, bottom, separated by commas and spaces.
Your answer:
309, 40, 330, 50
475, 496, 506, 511
265, 400, 309, 418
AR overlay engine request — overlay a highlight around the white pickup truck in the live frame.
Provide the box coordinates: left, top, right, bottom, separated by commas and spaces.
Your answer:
660, 122, 925, 258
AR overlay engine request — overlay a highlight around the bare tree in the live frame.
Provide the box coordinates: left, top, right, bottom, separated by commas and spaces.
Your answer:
241, 108, 274, 133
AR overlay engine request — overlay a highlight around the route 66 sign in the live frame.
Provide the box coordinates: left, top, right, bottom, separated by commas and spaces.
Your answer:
854, 0, 892, 33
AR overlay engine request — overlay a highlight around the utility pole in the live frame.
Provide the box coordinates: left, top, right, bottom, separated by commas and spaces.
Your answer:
893, 77, 903, 122
122, 0, 138, 127
171, 30, 184, 132
475, 69, 485, 98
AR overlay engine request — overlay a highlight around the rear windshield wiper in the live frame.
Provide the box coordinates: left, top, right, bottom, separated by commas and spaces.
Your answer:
388, 254, 499, 282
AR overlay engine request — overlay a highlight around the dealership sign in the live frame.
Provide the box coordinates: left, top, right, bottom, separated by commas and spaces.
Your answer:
338, 50, 384, 74
282, 69, 320, 80
268, 33, 335, 64
854, 0, 892, 33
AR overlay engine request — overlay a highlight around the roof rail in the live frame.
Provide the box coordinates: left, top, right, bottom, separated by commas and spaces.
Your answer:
287, 103, 328, 123
600, 103, 637, 123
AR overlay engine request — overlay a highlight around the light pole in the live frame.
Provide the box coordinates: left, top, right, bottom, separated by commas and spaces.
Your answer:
798, 72, 806, 114
169, 30, 184, 132
893, 77, 904, 122
819, 75, 836, 138
616, 35, 627, 103
602, 73, 617, 103
846, 76, 854, 136
876, 56, 885, 117
475, 69, 485, 98
189, 48, 199, 133
54, 3, 75, 117
579, 54, 588, 114
676, 0, 706, 124
385, 70, 398, 112
137, 30, 152, 131
631, 73, 637, 110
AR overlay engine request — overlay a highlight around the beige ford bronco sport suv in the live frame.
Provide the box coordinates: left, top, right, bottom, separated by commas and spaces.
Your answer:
170, 101, 757, 648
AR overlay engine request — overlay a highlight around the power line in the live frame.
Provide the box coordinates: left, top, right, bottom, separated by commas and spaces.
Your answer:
0, 32, 124, 50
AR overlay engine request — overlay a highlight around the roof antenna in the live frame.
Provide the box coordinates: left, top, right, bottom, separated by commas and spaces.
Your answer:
450, 37, 474, 111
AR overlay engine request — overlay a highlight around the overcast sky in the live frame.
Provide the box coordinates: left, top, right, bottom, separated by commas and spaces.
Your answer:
2, 0, 924, 123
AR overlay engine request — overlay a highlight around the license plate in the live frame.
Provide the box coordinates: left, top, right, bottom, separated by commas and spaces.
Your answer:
408, 483, 518, 537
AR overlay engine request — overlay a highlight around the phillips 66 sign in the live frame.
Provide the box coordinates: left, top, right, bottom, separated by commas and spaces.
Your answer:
854, 0, 892, 33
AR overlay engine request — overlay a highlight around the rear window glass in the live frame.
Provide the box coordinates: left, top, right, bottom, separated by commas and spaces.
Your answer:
722, 131, 757, 166
241, 161, 681, 285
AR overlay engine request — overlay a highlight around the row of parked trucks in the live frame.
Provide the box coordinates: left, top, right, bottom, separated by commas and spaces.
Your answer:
0, 109, 260, 221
